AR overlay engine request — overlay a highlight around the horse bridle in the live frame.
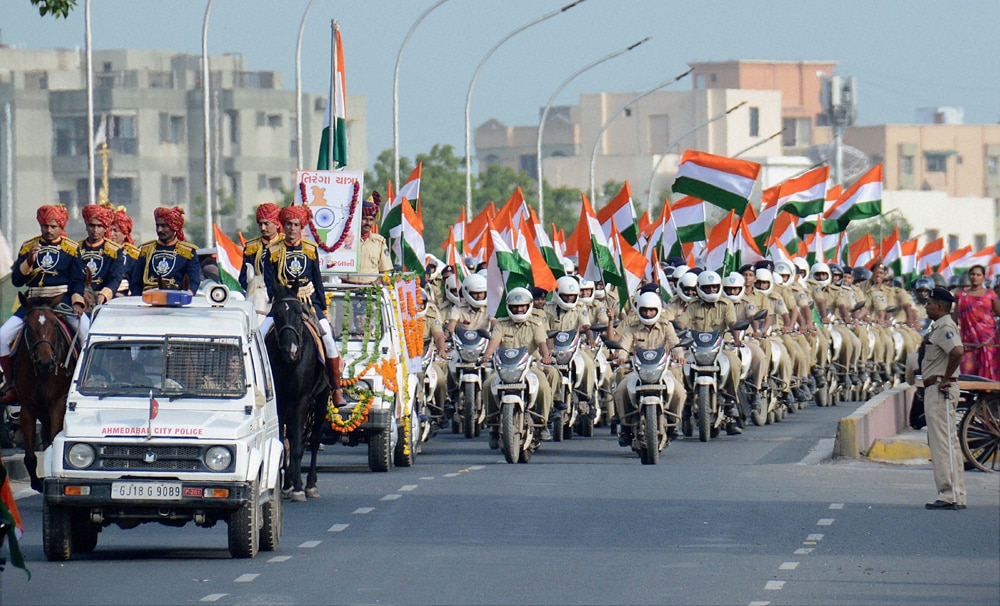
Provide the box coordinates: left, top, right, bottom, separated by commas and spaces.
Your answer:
274, 296, 305, 356
23, 307, 70, 375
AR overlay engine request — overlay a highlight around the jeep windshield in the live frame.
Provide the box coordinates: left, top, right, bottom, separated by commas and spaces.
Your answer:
329, 292, 383, 343
78, 336, 246, 399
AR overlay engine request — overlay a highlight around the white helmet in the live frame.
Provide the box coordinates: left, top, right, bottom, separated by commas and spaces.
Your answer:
462, 273, 488, 309
445, 274, 461, 305
773, 260, 794, 285
477, 268, 488, 278
506, 287, 533, 323
555, 275, 581, 311
670, 265, 690, 280
561, 257, 578, 276
696, 271, 723, 303
810, 262, 832, 287
579, 279, 595, 305
593, 280, 606, 300
722, 272, 745, 303
677, 272, 699, 303
755, 268, 774, 295
636, 291, 663, 326
792, 257, 810, 281
416, 288, 429, 319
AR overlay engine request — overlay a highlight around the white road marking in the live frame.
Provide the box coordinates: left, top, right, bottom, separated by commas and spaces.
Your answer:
353, 507, 374, 514
468, 465, 485, 470
234, 574, 259, 583
779, 562, 799, 570
381, 494, 401, 501
398, 485, 417, 492
797, 437, 835, 465
298, 540, 321, 548
794, 548, 814, 555
443, 472, 460, 477
419, 476, 435, 480
807, 533, 825, 541
829, 503, 844, 509
748, 602, 771, 606
200, 595, 228, 602
817, 518, 835, 526
328, 524, 349, 532
268, 555, 292, 562
764, 580, 785, 590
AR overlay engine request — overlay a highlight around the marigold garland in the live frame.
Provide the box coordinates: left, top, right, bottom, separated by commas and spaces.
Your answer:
326, 386, 374, 433
300, 180, 360, 253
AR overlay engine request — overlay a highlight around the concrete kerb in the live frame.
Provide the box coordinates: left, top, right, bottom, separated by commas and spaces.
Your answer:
833, 384, 921, 460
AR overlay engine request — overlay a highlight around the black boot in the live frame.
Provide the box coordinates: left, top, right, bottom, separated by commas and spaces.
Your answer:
618, 426, 633, 447
488, 427, 499, 450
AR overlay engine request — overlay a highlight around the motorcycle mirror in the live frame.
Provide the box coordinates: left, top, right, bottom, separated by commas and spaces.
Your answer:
477, 328, 493, 340
671, 320, 683, 331
753, 309, 768, 321
885, 305, 898, 314
677, 337, 695, 348
808, 300, 816, 309
852, 301, 866, 312
603, 339, 623, 350
590, 323, 607, 334
731, 320, 751, 332
546, 330, 560, 340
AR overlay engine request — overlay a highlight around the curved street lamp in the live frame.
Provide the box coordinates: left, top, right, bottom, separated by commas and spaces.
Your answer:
394, 0, 449, 189
295, 0, 316, 171
645, 101, 747, 212
464, 0, 586, 218
85, 0, 95, 207
202, 0, 216, 247
535, 36, 650, 223
588, 68, 692, 206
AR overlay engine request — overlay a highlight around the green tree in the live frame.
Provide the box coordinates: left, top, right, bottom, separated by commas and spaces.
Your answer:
29, 0, 76, 18
847, 212, 913, 246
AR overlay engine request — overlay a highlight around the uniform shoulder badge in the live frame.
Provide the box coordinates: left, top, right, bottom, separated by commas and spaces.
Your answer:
103, 240, 121, 258
300, 240, 318, 260
138, 240, 158, 255
244, 238, 261, 256
267, 241, 284, 262
176, 241, 198, 260
124, 243, 140, 259
18, 236, 41, 256
59, 237, 80, 254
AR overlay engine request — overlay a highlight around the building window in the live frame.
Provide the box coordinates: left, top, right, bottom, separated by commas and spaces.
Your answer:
781, 117, 812, 147
624, 107, 632, 117
53, 116, 88, 156
901, 155, 914, 175
988, 155, 999, 175
57, 191, 73, 208
170, 177, 186, 205
749, 107, 759, 137
267, 114, 282, 128
926, 229, 939, 243
256, 112, 266, 128
109, 115, 138, 155
925, 153, 948, 173
160, 114, 185, 144
268, 177, 282, 191
227, 173, 240, 201
974, 234, 987, 251
947, 234, 959, 253
226, 110, 240, 144
258, 174, 267, 190
108, 178, 135, 207
519, 154, 537, 180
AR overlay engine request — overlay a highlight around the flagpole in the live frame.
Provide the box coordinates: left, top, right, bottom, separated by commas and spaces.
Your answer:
732, 128, 784, 158
464, 0, 586, 220
589, 69, 692, 204
645, 101, 747, 213
394, 0, 449, 189
536, 37, 651, 223
294, 0, 316, 171
85, 0, 96, 206
202, 0, 216, 247
327, 20, 337, 170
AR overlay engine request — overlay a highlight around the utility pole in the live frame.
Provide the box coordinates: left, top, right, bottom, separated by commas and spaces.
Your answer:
819, 73, 858, 186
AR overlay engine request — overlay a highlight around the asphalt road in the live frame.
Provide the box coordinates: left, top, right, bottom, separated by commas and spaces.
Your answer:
3, 400, 999, 605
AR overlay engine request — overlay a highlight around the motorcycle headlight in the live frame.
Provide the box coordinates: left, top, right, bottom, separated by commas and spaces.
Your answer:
497, 363, 525, 384
459, 347, 482, 362
66, 443, 96, 469
694, 351, 717, 366
554, 349, 575, 365
637, 361, 667, 384
204, 446, 233, 471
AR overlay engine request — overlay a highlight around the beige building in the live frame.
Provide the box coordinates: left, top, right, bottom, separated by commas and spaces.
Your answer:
881, 190, 998, 254
0, 47, 366, 246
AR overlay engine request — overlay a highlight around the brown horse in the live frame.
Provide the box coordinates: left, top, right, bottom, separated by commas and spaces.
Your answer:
12, 294, 79, 492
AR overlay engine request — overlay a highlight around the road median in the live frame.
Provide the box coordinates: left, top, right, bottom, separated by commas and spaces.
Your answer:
833, 384, 928, 463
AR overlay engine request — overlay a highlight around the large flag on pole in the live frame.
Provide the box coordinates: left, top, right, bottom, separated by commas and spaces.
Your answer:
486, 221, 531, 318
213, 225, 244, 292
917, 238, 945, 273
824, 164, 883, 233
848, 232, 876, 268
671, 196, 707, 244
317, 21, 347, 170
597, 182, 639, 246
382, 163, 421, 263
703, 210, 736, 273
576, 193, 620, 286
778, 165, 828, 218
672, 150, 761, 214
400, 199, 426, 277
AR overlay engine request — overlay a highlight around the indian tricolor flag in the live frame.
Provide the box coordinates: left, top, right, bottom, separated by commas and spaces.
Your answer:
382, 163, 421, 264
317, 22, 347, 170
917, 238, 945, 273
400, 199, 425, 277
778, 165, 828, 218
213, 224, 243, 292
672, 150, 761, 214
613, 225, 648, 298
748, 186, 780, 252
597, 181, 639, 246
702, 210, 736, 273
825, 164, 883, 233
486, 220, 531, 318
899, 239, 918, 278
576, 193, 620, 286
848, 233, 876, 268
671, 195, 707, 244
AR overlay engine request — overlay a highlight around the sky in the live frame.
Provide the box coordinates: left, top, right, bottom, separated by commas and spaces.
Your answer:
2, 0, 998, 172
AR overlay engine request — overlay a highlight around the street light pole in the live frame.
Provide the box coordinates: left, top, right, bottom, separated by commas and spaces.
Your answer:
536, 36, 650, 223
645, 101, 746, 212
295, 0, 316, 171
394, 0, 449, 190
588, 68, 691, 205
464, 0, 585, 218
202, 0, 216, 247
85, 0, 95, 207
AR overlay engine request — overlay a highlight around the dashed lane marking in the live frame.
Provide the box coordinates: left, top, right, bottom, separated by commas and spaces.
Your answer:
419, 476, 435, 480
399, 485, 417, 492
234, 574, 259, 583
748, 601, 771, 606
443, 473, 460, 477
764, 581, 785, 590
381, 494, 401, 501
807, 533, 824, 541
779, 562, 799, 570
467, 465, 485, 470
268, 555, 292, 563
829, 503, 844, 509
794, 548, 814, 555
200, 595, 228, 602
328, 524, 349, 532
353, 507, 374, 514
817, 518, 835, 526
298, 540, 321, 548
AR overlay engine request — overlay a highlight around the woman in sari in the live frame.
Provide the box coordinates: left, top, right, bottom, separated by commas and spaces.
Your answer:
956, 264, 1000, 380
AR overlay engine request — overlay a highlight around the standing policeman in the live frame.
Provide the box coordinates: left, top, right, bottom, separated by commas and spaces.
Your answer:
921, 287, 966, 510
130, 206, 201, 294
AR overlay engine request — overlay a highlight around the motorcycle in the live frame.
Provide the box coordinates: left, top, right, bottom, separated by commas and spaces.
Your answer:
549, 329, 588, 440
488, 346, 542, 464
616, 345, 681, 465
681, 320, 751, 442
448, 327, 490, 438
589, 323, 614, 430
419, 347, 442, 441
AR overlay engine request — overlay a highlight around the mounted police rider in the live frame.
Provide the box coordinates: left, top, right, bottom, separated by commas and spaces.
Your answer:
79, 204, 124, 307
129, 206, 201, 295
262, 204, 345, 405
239, 202, 282, 291
0, 205, 89, 403
108, 206, 139, 297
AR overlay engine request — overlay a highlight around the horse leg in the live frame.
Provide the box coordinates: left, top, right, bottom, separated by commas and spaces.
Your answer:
20, 407, 41, 493
305, 396, 324, 499
285, 404, 307, 502
45, 397, 67, 449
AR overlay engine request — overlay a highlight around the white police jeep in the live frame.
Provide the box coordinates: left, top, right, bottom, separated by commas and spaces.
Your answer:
42, 286, 283, 560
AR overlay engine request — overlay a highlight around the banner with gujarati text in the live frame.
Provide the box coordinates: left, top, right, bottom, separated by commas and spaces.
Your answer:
296, 170, 364, 273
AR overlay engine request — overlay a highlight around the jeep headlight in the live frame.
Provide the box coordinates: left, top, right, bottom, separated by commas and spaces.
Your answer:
204, 446, 233, 471
66, 443, 96, 469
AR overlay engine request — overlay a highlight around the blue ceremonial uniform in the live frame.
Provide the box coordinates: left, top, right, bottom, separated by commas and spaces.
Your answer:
129, 240, 202, 295
238, 236, 278, 291
80, 239, 124, 302
11, 236, 86, 318
263, 239, 327, 319
117, 243, 140, 295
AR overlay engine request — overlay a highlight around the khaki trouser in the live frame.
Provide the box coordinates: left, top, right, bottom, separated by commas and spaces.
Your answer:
421, 359, 449, 416
768, 336, 794, 393
925, 381, 966, 506
852, 324, 872, 365
613, 365, 686, 427
485, 365, 555, 427
783, 332, 811, 381
744, 338, 767, 391
577, 348, 597, 406
815, 325, 831, 367
830, 324, 859, 371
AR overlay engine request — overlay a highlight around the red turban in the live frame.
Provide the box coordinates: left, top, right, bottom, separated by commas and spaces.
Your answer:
255, 203, 282, 229
37, 204, 69, 229
154, 206, 186, 242
362, 191, 381, 218
112, 208, 134, 244
81, 204, 114, 229
279, 204, 312, 226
